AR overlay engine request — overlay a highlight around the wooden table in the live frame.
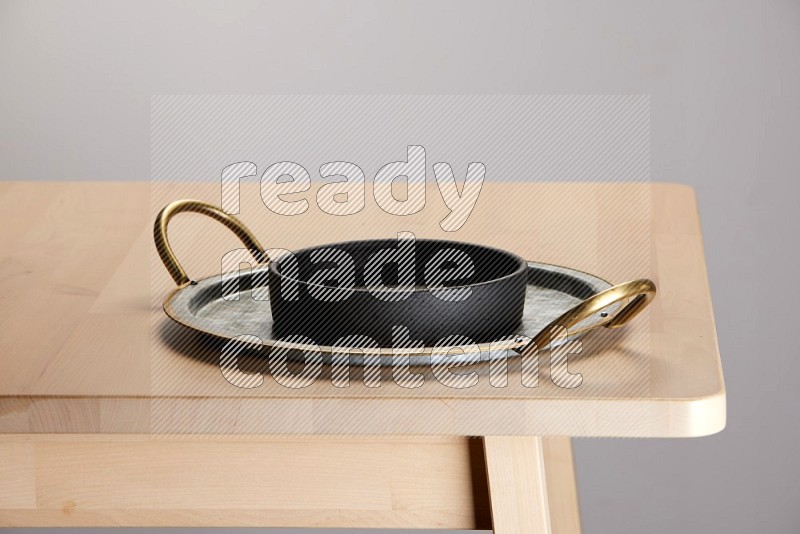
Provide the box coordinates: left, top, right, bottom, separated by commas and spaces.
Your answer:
0, 181, 725, 532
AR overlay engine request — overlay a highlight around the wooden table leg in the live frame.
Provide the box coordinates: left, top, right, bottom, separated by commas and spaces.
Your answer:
483, 436, 581, 534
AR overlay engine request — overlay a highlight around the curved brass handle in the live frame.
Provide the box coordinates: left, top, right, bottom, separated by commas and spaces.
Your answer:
154, 200, 267, 286
521, 278, 657, 354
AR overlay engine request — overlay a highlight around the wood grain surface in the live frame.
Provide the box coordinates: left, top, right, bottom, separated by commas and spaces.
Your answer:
0, 433, 493, 529
0, 181, 725, 437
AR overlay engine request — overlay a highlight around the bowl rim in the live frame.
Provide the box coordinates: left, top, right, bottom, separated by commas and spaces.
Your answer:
268, 238, 528, 295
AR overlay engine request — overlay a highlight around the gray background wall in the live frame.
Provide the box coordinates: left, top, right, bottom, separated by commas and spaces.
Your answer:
1, 0, 799, 533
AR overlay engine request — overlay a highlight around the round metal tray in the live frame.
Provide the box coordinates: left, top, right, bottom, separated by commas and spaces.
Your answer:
156, 200, 657, 365
165, 262, 620, 365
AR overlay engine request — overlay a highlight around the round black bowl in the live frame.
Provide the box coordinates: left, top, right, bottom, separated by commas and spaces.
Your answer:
268, 238, 527, 347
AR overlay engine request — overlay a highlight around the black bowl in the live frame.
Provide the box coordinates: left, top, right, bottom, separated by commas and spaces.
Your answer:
268, 238, 527, 347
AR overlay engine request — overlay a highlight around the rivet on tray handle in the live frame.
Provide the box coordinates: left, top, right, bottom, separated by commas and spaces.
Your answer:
154, 200, 267, 287
519, 278, 657, 355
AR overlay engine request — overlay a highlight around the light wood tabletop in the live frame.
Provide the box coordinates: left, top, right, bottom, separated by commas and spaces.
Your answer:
0, 181, 725, 531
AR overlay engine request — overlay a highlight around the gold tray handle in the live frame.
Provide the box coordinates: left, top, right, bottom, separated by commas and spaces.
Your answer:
154, 200, 267, 287
523, 278, 657, 354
